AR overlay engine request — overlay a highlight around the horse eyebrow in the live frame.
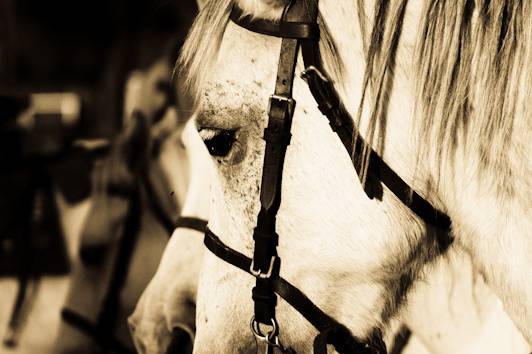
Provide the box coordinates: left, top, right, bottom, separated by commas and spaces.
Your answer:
195, 107, 246, 131
195, 82, 266, 131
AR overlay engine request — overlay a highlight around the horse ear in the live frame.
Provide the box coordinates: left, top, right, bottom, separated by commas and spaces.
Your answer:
120, 110, 150, 171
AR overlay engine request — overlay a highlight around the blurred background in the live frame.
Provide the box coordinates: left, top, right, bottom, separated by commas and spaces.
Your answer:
0, 1, 199, 353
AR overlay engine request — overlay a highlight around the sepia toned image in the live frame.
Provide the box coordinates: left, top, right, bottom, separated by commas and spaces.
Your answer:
0, 1, 530, 353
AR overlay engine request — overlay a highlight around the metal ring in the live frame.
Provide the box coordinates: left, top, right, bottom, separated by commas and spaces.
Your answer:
250, 317, 288, 350
250, 316, 279, 342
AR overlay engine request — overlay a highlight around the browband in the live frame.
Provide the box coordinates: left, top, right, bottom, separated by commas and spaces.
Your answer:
230, 5, 319, 39
204, 228, 386, 354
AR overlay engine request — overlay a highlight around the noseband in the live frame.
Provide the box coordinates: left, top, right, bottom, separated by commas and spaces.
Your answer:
204, 1, 452, 353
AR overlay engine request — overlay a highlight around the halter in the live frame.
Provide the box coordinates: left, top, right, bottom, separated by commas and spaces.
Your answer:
204, 1, 453, 353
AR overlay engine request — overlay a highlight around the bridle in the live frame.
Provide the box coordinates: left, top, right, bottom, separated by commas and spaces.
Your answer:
204, 1, 453, 353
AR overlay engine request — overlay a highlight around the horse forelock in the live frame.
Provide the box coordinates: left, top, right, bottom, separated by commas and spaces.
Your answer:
178, 0, 233, 106
177, 0, 345, 110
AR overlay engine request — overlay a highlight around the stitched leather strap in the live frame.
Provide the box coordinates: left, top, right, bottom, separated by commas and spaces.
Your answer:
299, 39, 452, 233
174, 216, 208, 233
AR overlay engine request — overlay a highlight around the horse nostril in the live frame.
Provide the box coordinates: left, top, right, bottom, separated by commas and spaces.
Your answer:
165, 327, 194, 354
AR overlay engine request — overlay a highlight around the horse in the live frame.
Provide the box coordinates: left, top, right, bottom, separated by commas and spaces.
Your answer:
129, 121, 530, 353
401, 246, 530, 354
151, 0, 530, 352
129, 130, 530, 354
53, 54, 189, 354
129, 129, 529, 352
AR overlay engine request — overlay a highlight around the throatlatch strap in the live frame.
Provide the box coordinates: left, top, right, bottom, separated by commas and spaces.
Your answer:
204, 229, 386, 354
299, 40, 452, 233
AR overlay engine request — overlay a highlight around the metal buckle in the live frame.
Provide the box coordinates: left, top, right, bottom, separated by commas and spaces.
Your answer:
250, 256, 277, 279
268, 95, 295, 114
300, 65, 329, 82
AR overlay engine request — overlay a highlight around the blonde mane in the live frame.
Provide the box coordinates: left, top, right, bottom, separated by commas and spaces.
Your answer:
179, 0, 531, 189
178, 0, 233, 106
359, 0, 531, 188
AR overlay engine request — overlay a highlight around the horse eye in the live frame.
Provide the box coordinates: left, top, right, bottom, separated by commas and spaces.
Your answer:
199, 128, 236, 157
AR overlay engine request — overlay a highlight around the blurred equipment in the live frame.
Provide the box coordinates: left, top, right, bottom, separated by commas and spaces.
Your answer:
0, 0, 198, 137
0, 0, 199, 351
0, 96, 71, 348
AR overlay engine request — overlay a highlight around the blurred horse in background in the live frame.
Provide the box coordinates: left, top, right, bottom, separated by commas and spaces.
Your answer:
54, 54, 189, 354
129, 119, 211, 354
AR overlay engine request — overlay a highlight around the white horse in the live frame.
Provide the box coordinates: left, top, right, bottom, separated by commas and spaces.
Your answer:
132, 0, 532, 353
170, 0, 531, 352
129, 129, 529, 353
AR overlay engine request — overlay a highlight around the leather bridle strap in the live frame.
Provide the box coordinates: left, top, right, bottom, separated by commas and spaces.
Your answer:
231, 2, 452, 234
230, 5, 319, 39
174, 216, 208, 234
204, 228, 386, 354
249, 1, 305, 330
298, 37, 452, 233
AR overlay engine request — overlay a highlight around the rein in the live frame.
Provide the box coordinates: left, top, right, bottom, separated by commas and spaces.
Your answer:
204, 1, 453, 353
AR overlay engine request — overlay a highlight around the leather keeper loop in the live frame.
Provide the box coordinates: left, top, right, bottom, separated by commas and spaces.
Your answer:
253, 229, 279, 245
252, 286, 278, 324
263, 126, 292, 146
